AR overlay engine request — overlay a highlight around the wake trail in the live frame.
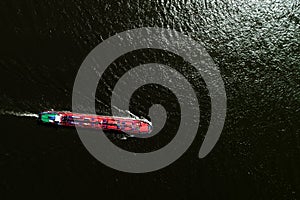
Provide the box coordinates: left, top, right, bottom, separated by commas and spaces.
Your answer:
0, 110, 39, 118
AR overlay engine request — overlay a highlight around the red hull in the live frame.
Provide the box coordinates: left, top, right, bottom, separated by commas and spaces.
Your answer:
38, 110, 152, 135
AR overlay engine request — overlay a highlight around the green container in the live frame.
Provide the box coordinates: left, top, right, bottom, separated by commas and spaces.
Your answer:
39, 112, 58, 123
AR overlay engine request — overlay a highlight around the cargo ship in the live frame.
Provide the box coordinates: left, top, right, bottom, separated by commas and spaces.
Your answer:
38, 110, 152, 135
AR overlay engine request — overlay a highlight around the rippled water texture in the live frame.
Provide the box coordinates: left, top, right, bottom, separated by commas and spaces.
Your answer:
0, 0, 299, 199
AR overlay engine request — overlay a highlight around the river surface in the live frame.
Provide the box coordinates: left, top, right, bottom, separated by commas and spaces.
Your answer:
0, 0, 299, 199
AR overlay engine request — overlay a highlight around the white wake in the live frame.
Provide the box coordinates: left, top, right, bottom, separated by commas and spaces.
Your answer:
0, 110, 38, 118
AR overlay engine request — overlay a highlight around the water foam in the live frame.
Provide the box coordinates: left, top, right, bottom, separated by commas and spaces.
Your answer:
0, 110, 38, 118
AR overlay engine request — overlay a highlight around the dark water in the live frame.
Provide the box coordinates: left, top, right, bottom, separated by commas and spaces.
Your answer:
0, 0, 299, 199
